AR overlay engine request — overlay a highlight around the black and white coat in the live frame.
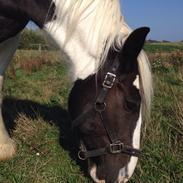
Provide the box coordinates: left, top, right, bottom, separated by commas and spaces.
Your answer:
0, 1, 152, 182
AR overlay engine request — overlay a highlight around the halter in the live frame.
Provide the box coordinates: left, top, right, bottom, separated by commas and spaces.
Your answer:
72, 55, 141, 160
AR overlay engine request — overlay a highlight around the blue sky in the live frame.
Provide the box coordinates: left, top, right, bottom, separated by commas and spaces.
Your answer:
28, 0, 183, 41
121, 0, 183, 41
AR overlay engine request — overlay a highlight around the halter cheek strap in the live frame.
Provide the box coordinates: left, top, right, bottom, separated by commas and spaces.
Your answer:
72, 56, 141, 160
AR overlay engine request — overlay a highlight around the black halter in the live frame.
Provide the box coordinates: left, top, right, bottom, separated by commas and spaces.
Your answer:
72, 56, 141, 160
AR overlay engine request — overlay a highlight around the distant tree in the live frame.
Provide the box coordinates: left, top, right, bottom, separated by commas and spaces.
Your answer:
147, 39, 161, 43
19, 29, 46, 50
162, 40, 171, 43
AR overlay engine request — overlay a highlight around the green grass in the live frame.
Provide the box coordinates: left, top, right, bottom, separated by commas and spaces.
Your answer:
0, 47, 183, 183
131, 48, 183, 182
131, 69, 183, 183
1, 51, 91, 183
145, 42, 183, 53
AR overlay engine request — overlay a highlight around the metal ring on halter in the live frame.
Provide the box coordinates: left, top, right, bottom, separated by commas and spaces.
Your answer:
78, 150, 87, 160
95, 102, 106, 112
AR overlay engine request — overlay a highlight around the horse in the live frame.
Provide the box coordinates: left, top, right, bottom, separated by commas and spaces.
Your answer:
0, 0, 152, 182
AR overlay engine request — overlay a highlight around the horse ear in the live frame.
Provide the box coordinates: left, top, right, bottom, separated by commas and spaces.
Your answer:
119, 27, 150, 73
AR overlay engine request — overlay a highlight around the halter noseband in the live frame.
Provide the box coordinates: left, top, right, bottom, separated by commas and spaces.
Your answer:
72, 56, 141, 160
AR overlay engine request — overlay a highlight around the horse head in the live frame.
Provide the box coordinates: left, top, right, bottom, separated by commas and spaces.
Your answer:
69, 27, 150, 183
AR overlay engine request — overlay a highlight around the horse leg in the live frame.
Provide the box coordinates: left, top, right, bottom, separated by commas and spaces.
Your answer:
0, 34, 19, 160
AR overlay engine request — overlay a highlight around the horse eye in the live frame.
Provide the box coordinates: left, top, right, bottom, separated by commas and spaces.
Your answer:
124, 98, 140, 112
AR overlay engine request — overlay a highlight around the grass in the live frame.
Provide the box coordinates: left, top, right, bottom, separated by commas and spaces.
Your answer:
1, 50, 91, 183
145, 42, 183, 53
0, 45, 183, 183
131, 46, 183, 183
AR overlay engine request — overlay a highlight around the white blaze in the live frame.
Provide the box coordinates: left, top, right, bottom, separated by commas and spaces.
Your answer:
117, 76, 142, 182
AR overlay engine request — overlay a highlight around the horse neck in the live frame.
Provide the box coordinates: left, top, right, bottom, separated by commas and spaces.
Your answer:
43, 0, 131, 81
44, 20, 98, 81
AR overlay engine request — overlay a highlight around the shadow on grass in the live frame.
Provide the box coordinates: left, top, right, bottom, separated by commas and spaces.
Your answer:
2, 97, 88, 176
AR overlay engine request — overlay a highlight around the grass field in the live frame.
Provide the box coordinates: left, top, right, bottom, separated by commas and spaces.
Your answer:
0, 43, 183, 183
144, 42, 183, 53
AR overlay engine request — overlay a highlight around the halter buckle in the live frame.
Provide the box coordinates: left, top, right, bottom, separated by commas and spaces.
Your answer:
103, 72, 116, 88
109, 142, 124, 154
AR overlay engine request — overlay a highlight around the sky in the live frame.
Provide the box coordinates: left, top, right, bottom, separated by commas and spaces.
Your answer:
27, 0, 183, 41
121, 0, 183, 41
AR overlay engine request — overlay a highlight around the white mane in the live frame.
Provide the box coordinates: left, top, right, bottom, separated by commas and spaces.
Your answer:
47, 0, 153, 119
48, 0, 128, 62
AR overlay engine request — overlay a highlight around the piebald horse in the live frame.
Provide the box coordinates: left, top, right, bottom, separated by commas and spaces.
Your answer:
0, 0, 152, 182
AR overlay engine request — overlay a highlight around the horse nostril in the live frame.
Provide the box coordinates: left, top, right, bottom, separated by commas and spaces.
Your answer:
98, 180, 105, 183
118, 177, 129, 183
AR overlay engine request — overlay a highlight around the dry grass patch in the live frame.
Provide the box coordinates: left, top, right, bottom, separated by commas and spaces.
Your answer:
148, 51, 183, 72
14, 113, 56, 156
8, 50, 61, 77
